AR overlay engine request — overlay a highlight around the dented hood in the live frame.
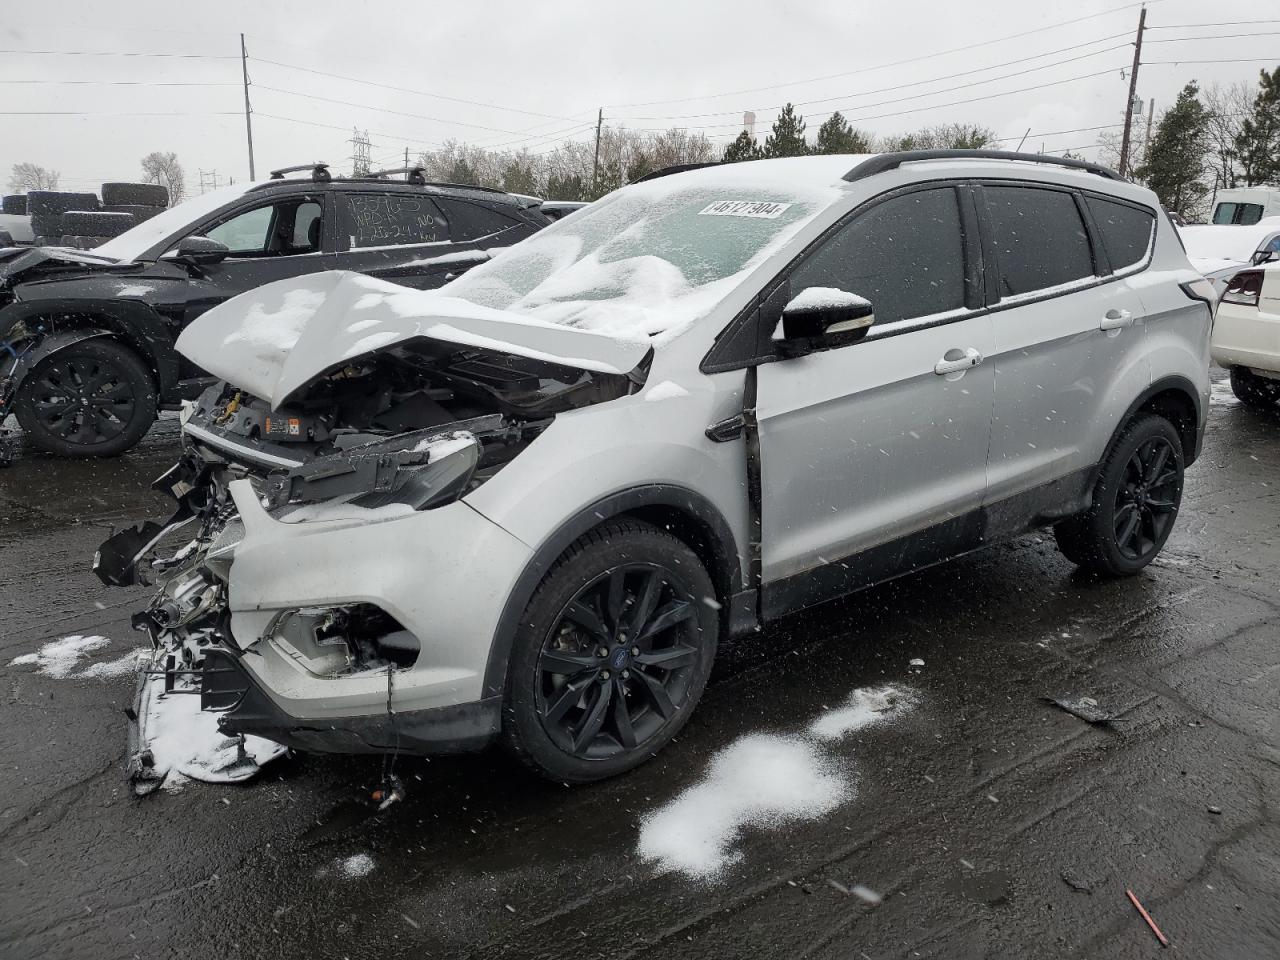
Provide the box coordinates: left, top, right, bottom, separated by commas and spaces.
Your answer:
175, 270, 652, 409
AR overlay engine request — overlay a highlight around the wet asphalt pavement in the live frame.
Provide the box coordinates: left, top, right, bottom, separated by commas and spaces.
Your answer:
2, 373, 1278, 960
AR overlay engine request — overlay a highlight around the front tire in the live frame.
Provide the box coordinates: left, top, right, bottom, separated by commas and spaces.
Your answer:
1054, 414, 1184, 577
13, 339, 157, 458
1230, 367, 1279, 409
502, 519, 719, 783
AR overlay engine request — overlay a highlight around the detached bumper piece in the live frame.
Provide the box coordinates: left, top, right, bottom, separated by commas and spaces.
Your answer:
125, 634, 287, 797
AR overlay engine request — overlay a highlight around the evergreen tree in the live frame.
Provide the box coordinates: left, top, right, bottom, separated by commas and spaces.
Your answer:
763, 104, 808, 158
445, 157, 479, 186
814, 112, 873, 154
501, 156, 538, 196
1234, 65, 1280, 186
1134, 82, 1211, 218
545, 172, 588, 201
721, 130, 761, 163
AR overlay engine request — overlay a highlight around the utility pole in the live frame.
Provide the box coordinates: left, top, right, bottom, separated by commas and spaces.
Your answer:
240, 33, 256, 180
592, 108, 603, 195
404, 147, 409, 178
1117, 5, 1146, 178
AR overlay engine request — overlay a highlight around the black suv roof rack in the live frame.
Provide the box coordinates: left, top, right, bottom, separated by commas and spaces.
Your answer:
269, 162, 332, 182
844, 150, 1122, 182
369, 165, 428, 186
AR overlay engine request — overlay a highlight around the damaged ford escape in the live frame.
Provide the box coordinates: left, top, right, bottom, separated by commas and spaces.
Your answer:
98, 152, 1212, 787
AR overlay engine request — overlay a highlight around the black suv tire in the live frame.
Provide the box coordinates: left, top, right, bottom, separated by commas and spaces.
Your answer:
1229, 367, 1279, 409
502, 519, 719, 783
1055, 413, 1184, 577
14, 339, 157, 458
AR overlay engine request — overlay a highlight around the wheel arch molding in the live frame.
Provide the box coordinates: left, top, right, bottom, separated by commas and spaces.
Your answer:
481, 484, 746, 700
1121, 375, 1204, 467
1, 298, 177, 401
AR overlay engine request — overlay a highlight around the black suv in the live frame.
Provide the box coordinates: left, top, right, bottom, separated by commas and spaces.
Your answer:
0, 164, 550, 458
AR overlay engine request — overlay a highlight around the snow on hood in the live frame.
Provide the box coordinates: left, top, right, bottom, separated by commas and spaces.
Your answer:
1179, 218, 1280, 265
175, 270, 652, 408
94, 181, 258, 262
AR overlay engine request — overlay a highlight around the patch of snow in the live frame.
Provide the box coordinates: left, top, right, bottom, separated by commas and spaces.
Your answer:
337, 853, 375, 879
1210, 379, 1240, 407
411, 431, 476, 458
143, 675, 286, 786
808, 684, 916, 741
11, 635, 112, 679
402, 249, 492, 269
218, 287, 327, 392
637, 734, 847, 879
639, 683, 916, 879
644, 380, 690, 402
787, 287, 870, 311
78, 651, 144, 679
116, 284, 156, 297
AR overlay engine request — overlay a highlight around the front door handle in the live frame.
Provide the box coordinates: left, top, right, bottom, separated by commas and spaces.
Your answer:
934, 347, 983, 376
1100, 308, 1133, 330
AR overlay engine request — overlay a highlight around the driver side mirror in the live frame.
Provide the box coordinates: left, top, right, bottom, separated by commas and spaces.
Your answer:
165, 235, 229, 267
775, 287, 875, 357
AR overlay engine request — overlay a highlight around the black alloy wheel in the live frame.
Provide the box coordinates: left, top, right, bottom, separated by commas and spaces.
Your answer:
14, 339, 156, 458
1112, 435, 1180, 562
1054, 413, 1184, 577
537, 563, 701, 760
502, 519, 719, 782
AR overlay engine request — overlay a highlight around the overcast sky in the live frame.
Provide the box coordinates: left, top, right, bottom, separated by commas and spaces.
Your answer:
2, 0, 1275, 194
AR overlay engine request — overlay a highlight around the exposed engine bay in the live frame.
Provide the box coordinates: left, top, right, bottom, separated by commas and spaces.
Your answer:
97, 338, 645, 792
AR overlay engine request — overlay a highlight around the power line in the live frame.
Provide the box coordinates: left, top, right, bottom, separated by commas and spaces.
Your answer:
1147, 19, 1280, 29
1146, 31, 1280, 43
249, 56, 578, 122
0, 110, 240, 116
255, 112, 444, 148
1143, 57, 1280, 64
605, 0, 1169, 109
0, 79, 237, 87
0, 47, 235, 59
254, 85, 571, 137
613, 37, 1132, 122
619, 66, 1126, 133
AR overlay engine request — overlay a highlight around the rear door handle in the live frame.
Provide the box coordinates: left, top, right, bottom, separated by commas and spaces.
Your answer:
1100, 308, 1133, 330
934, 347, 983, 376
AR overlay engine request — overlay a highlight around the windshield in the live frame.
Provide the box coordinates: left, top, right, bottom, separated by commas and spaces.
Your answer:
94, 182, 258, 262
445, 167, 844, 343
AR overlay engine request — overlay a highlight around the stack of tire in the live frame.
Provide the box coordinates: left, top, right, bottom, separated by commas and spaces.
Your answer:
27, 190, 101, 246
27, 183, 170, 250
2, 195, 27, 215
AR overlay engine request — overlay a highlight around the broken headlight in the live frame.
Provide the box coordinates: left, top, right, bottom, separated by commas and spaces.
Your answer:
260, 429, 480, 512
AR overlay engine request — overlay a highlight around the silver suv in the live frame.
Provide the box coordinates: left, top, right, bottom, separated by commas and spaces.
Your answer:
99, 150, 1213, 787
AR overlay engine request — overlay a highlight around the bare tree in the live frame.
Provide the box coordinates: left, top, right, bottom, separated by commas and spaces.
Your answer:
1202, 81, 1253, 191
7, 162, 61, 193
140, 151, 186, 206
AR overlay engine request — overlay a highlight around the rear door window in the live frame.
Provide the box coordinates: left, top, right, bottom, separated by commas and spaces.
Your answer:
432, 198, 523, 243
1085, 196, 1155, 272
985, 186, 1094, 298
790, 187, 967, 326
1213, 202, 1264, 225
343, 192, 447, 248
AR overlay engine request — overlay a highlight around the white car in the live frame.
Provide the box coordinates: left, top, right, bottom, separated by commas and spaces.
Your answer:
1211, 262, 1280, 406
1179, 216, 1280, 293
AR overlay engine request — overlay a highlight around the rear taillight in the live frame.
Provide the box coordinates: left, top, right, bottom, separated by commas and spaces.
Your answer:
1221, 270, 1263, 308
1180, 277, 1218, 309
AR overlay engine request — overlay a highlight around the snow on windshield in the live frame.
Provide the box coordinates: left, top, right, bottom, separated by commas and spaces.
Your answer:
94, 182, 257, 262
445, 157, 851, 344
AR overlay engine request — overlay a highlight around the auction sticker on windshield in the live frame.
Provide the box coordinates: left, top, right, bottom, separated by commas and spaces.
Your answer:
698, 200, 793, 219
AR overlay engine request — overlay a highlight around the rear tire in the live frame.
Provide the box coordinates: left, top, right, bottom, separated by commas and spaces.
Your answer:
1054, 413, 1184, 577
1230, 367, 1279, 409
502, 519, 719, 783
14, 339, 157, 458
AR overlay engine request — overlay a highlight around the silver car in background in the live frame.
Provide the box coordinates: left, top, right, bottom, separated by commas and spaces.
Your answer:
98, 150, 1213, 786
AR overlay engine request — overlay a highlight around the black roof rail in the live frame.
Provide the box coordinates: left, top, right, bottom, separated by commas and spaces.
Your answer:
269, 162, 332, 182
631, 161, 722, 184
844, 150, 1123, 182
369, 165, 428, 186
